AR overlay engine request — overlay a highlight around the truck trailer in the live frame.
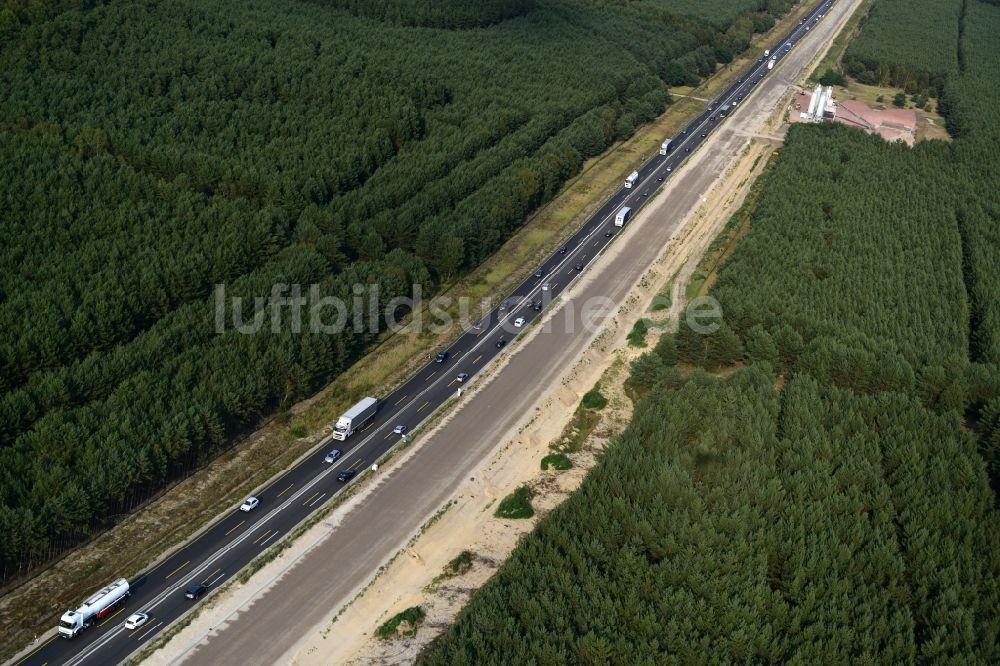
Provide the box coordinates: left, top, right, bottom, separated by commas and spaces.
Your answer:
659, 139, 672, 155
58, 578, 130, 638
624, 171, 639, 189
615, 207, 632, 227
332, 396, 378, 440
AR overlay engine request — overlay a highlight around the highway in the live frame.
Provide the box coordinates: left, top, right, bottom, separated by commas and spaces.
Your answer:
11, 2, 835, 664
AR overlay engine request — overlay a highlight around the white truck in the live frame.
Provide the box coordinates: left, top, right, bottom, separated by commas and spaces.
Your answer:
615, 206, 632, 227
332, 396, 378, 440
624, 170, 639, 189
58, 578, 130, 638
768, 57, 776, 70
659, 139, 672, 155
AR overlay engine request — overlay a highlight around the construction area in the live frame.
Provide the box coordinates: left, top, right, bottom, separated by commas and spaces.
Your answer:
790, 83, 918, 145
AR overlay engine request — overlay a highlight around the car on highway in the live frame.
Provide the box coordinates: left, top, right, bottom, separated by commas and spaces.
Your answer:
456, 372, 469, 383
541, 281, 551, 291
495, 338, 507, 349
124, 612, 149, 630
666, 166, 672, 172
709, 115, 715, 121
531, 299, 543, 311
499, 299, 512, 312
393, 424, 407, 435
558, 246, 567, 254
435, 351, 449, 363
337, 469, 357, 483
701, 132, 707, 137
604, 229, 613, 237
685, 147, 691, 153
324, 449, 342, 463
514, 317, 525, 328
185, 584, 208, 600
681, 128, 687, 134
574, 261, 584, 271
534, 268, 545, 278
657, 175, 664, 182
240, 496, 259, 512
642, 191, 649, 197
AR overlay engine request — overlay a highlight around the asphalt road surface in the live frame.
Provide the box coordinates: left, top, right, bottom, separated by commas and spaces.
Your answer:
13, 2, 841, 664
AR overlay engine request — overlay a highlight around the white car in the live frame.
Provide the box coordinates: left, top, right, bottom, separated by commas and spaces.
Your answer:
240, 496, 259, 512
124, 612, 149, 630
541, 282, 551, 291
393, 424, 407, 435
514, 317, 526, 328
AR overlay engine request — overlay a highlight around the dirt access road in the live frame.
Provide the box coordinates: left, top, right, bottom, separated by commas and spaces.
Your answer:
143, 1, 864, 663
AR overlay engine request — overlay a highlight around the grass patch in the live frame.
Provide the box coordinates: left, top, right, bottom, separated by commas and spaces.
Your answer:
494, 485, 535, 519
376, 606, 426, 640
541, 453, 573, 471
627, 318, 651, 347
289, 423, 307, 438
580, 385, 608, 410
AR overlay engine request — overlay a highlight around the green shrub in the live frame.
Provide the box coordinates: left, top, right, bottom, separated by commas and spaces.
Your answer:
376, 606, 426, 639
494, 486, 534, 519
627, 318, 651, 347
541, 453, 573, 470
581, 386, 608, 410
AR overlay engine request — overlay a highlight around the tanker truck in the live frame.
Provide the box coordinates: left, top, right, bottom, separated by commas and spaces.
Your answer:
58, 578, 130, 638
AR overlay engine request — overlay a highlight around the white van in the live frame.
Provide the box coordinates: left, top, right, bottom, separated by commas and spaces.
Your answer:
624, 171, 639, 189
615, 207, 632, 227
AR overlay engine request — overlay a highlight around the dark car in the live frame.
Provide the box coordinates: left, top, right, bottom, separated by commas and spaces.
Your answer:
534, 268, 545, 278
701, 132, 707, 137
337, 469, 357, 483
185, 584, 207, 600
685, 147, 691, 153
657, 176, 664, 182
574, 261, 584, 271
435, 351, 448, 363
681, 129, 687, 134
532, 300, 543, 311
495, 338, 507, 349
558, 246, 568, 254
709, 115, 715, 121
604, 229, 613, 237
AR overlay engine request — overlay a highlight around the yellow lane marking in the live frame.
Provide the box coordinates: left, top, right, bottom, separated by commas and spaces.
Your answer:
448, 379, 457, 387
384, 432, 392, 440
97, 608, 125, 627
361, 422, 373, 432
165, 560, 190, 579
253, 530, 273, 545
303, 492, 319, 506
128, 618, 156, 638
276, 483, 293, 498
98, 607, 124, 627
425, 371, 436, 381
472, 354, 482, 365
394, 394, 407, 406
224, 520, 245, 536
12, 635, 55, 665
201, 568, 221, 584
417, 401, 429, 412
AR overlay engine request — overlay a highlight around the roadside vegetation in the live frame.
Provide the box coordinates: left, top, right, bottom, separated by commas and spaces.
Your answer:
418, 1, 1000, 662
493, 486, 535, 520
540, 453, 572, 471
0, 0, 801, 587
376, 606, 426, 640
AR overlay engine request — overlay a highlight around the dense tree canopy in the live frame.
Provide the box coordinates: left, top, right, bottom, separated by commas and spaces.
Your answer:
420, 1, 1000, 661
0, 0, 797, 581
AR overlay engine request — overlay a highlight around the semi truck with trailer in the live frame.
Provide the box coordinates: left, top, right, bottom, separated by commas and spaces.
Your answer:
58, 578, 130, 638
659, 139, 672, 155
615, 207, 632, 227
332, 396, 378, 440
625, 171, 639, 189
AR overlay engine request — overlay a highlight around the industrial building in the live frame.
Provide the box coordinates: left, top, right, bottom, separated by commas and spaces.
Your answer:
789, 84, 918, 146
